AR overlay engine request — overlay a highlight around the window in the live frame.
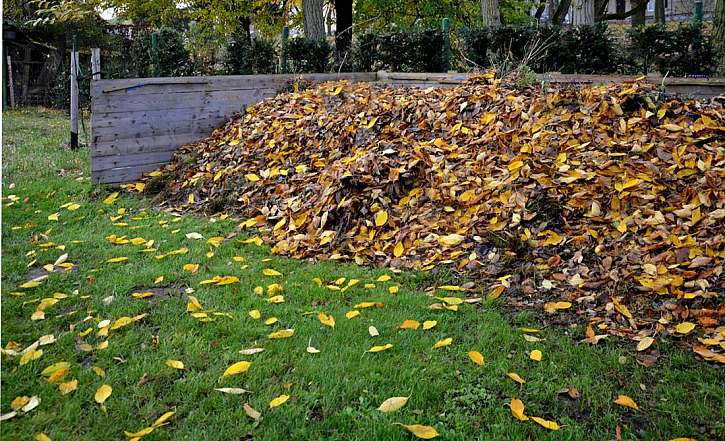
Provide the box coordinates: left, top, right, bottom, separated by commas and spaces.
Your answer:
647, 0, 655, 12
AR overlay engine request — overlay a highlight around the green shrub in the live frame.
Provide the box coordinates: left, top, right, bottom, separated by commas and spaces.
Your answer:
223, 33, 277, 75
352, 29, 445, 72
129, 28, 194, 77
284, 37, 332, 73
626, 24, 714, 76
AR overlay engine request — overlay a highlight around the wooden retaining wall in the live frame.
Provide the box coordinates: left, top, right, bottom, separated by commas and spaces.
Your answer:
91, 71, 725, 184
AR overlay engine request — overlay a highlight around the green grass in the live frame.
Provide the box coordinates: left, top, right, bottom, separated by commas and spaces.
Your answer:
2, 107, 723, 441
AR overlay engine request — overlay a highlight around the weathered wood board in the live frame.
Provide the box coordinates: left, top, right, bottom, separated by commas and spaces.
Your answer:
91, 71, 724, 185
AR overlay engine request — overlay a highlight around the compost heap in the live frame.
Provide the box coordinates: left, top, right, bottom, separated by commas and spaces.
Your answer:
141, 75, 725, 362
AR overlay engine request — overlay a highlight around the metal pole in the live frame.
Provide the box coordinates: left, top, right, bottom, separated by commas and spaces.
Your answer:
694, 0, 703, 23
151, 32, 160, 77
70, 38, 79, 149
441, 17, 451, 73
91, 48, 101, 80
281, 26, 289, 74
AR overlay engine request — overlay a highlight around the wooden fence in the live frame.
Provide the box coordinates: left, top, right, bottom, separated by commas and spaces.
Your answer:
91, 71, 725, 185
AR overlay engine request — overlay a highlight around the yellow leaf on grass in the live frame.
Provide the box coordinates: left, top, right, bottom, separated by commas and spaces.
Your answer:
531, 416, 560, 430
422, 320, 437, 330
509, 398, 528, 421
346, 310, 360, 319
48, 212, 59, 221
530, 349, 542, 362
263, 268, 282, 276
243, 403, 261, 419
268, 329, 294, 339
152, 411, 175, 427
432, 338, 452, 349
264, 317, 278, 325
376, 274, 391, 282
41, 361, 70, 377
110, 316, 133, 330
437, 297, 463, 305
124, 427, 154, 437
636, 337, 655, 351
267, 295, 284, 303
378, 396, 409, 412
368, 343, 393, 353
249, 309, 261, 319
166, 359, 185, 370
58, 379, 78, 394
269, 394, 289, 408
318, 313, 335, 328
35, 433, 52, 441
183, 263, 199, 273
675, 322, 695, 334
375, 210, 388, 227
467, 351, 484, 366
102, 192, 119, 205
106, 257, 129, 264
507, 372, 525, 385
223, 361, 251, 377
398, 424, 439, 439
94, 384, 112, 404
613, 394, 639, 410
399, 320, 420, 330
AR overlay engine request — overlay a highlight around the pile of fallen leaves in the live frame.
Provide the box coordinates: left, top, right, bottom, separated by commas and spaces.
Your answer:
137, 74, 724, 362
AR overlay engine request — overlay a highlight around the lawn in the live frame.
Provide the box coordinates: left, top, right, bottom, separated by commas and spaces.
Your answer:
1, 107, 723, 441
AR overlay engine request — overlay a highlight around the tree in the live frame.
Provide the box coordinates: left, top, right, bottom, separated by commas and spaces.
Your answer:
480, 0, 500, 26
551, 0, 572, 25
715, 0, 725, 76
334, 0, 353, 55
303, 0, 325, 40
654, 0, 665, 24
571, 0, 594, 25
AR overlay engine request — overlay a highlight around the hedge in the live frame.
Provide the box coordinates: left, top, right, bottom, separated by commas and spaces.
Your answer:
223, 33, 277, 75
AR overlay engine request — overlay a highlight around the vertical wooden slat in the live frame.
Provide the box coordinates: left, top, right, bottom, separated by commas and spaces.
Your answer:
70, 50, 79, 149
91, 48, 101, 81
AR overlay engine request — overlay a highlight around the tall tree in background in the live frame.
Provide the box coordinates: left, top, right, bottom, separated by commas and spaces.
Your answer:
715, 0, 725, 76
571, 0, 594, 24
334, 0, 353, 54
631, 0, 646, 25
480, 0, 500, 26
303, 0, 325, 40
654, 0, 665, 24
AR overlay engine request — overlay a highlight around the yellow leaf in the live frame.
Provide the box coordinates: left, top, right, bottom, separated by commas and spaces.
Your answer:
375, 210, 388, 227
106, 257, 129, 263
346, 310, 360, 319
488, 285, 506, 300
264, 317, 278, 325
437, 296, 463, 305
318, 312, 335, 328
368, 343, 393, 353
152, 411, 175, 427
530, 349, 543, 362
186, 295, 203, 312
267, 295, 285, 303
544, 301, 572, 313
398, 424, 439, 439
438, 285, 461, 291
377, 396, 409, 412
507, 372, 525, 385
432, 337, 453, 349
183, 263, 199, 273
94, 384, 112, 404
166, 359, 185, 370
531, 416, 560, 430
661, 123, 683, 131
124, 427, 154, 437
675, 322, 696, 334
245, 173, 261, 182
636, 337, 655, 351
35, 434, 52, 441
249, 309, 261, 320
399, 320, 420, 330
102, 192, 119, 205
41, 361, 70, 377
437, 234, 464, 247
509, 398, 528, 421
467, 351, 484, 366
263, 268, 282, 276
393, 242, 405, 257
58, 379, 78, 394
268, 329, 294, 339
243, 403, 261, 419
47, 212, 59, 221
19, 348, 42, 365
613, 394, 639, 410
110, 316, 133, 330
422, 320, 437, 330
222, 361, 251, 377
269, 394, 289, 408
376, 274, 391, 282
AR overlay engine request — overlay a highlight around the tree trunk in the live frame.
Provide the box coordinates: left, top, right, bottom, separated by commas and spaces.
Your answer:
480, 0, 500, 27
334, 0, 353, 55
654, 0, 665, 24
631, 0, 646, 25
552, 0, 572, 24
303, 0, 325, 40
571, 0, 595, 25
715, 0, 725, 76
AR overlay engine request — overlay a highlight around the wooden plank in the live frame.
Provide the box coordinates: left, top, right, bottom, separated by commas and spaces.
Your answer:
91, 161, 168, 185
93, 118, 222, 144
92, 150, 176, 172
91, 48, 101, 80
91, 106, 233, 129
93, 132, 204, 156
92, 88, 273, 113
91, 72, 377, 97
92, 110, 228, 140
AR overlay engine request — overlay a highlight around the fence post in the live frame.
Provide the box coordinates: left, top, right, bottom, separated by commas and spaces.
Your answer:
151, 31, 160, 77
693, 0, 703, 24
91, 48, 101, 80
6, 54, 15, 108
281, 26, 289, 74
441, 17, 450, 73
70, 38, 79, 149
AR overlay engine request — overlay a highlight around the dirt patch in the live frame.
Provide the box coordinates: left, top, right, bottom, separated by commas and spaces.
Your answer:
128, 284, 188, 303
27, 265, 78, 280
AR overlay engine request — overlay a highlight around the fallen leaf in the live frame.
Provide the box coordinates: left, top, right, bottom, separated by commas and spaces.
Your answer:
94, 384, 112, 404
467, 351, 484, 366
613, 394, 639, 410
398, 423, 439, 439
530, 349, 543, 362
243, 403, 261, 419
269, 394, 289, 408
368, 343, 393, 353
318, 312, 335, 328
432, 337, 452, 349
507, 372, 525, 385
675, 322, 696, 335
509, 398, 528, 421
215, 388, 250, 394
531, 416, 560, 430
368, 326, 379, 337
223, 361, 251, 377
165, 359, 185, 370
636, 337, 655, 351
269, 329, 294, 339
378, 396, 409, 412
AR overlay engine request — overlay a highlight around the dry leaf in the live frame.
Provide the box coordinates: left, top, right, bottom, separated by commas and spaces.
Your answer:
223, 361, 251, 377
94, 384, 112, 404
613, 394, 639, 410
467, 351, 484, 366
398, 424, 439, 439
378, 396, 409, 412
269, 394, 289, 408
509, 398, 528, 421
